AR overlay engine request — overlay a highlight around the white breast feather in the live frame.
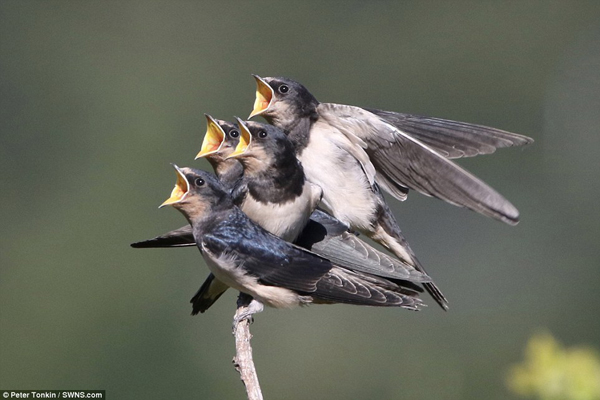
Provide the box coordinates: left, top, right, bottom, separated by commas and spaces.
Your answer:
241, 183, 317, 242
299, 120, 377, 231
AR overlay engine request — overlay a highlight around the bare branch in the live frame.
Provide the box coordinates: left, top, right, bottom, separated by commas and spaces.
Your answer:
232, 293, 264, 400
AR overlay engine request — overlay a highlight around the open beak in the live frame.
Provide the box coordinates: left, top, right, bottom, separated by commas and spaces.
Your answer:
249, 75, 274, 118
227, 118, 252, 158
195, 114, 226, 159
159, 165, 190, 208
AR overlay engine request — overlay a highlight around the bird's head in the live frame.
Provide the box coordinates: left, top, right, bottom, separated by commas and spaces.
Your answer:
227, 118, 295, 175
160, 165, 232, 222
249, 75, 319, 125
195, 114, 242, 162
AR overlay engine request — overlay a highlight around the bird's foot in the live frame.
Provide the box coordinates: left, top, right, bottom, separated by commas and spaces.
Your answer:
232, 294, 264, 332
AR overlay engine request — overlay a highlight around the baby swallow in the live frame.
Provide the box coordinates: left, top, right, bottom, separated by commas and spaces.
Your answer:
227, 119, 429, 285
227, 118, 322, 242
195, 114, 244, 187
249, 75, 533, 224
132, 115, 244, 313
250, 76, 457, 309
160, 166, 424, 316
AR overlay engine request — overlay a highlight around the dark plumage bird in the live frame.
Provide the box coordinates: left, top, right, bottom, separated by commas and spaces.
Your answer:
160, 166, 424, 315
227, 118, 322, 242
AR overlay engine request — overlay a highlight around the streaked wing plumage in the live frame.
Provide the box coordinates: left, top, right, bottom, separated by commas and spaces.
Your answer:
374, 171, 409, 201
366, 108, 533, 159
296, 211, 431, 283
314, 267, 423, 309
203, 220, 423, 309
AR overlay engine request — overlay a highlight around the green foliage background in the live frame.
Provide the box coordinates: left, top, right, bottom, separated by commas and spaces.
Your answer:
1, 1, 599, 399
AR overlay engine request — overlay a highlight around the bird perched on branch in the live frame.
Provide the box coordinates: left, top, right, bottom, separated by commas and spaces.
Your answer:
248, 75, 533, 309
160, 166, 425, 318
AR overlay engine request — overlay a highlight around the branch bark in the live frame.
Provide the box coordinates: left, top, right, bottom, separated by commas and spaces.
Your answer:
232, 293, 264, 400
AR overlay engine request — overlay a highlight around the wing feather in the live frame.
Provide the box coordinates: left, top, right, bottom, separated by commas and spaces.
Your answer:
202, 227, 331, 293
130, 225, 195, 248
318, 103, 522, 225
366, 108, 533, 159
294, 210, 431, 283
313, 267, 423, 309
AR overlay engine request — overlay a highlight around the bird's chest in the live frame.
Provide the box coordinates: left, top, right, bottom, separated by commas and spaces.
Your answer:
201, 247, 253, 293
298, 131, 376, 229
241, 188, 315, 242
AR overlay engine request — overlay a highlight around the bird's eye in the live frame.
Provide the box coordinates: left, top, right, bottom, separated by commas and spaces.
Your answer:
278, 85, 289, 94
258, 131, 268, 138
195, 178, 205, 186
229, 130, 239, 138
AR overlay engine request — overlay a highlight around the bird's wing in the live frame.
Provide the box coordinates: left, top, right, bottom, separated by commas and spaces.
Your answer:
201, 228, 332, 293
308, 182, 323, 212
318, 103, 521, 225
365, 108, 533, 159
373, 170, 409, 201
313, 267, 423, 309
130, 225, 195, 248
310, 230, 431, 283
294, 211, 431, 283
190, 273, 229, 315
231, 180, 249, 206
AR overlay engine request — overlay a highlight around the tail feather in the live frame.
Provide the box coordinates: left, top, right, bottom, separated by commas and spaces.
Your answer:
190, 273, 229, 315
370, 193, 449, 310
131, 225, 195, 248
375, 228, 448, 310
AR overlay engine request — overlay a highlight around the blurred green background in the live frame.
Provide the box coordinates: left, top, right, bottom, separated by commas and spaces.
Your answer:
1, 1, 599, 399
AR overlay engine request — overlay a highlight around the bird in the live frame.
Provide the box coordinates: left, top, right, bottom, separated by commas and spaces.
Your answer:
249, 75, 533, 222
132, 117, 432, 313
226, 118, 322, 242
160, 165, 425, 319
195, 114, 245, 187
249, 76, 445, 308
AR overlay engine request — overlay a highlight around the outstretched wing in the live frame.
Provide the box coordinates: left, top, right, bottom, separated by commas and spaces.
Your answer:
366, 108, 533, 159
318, 103, 523, 225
